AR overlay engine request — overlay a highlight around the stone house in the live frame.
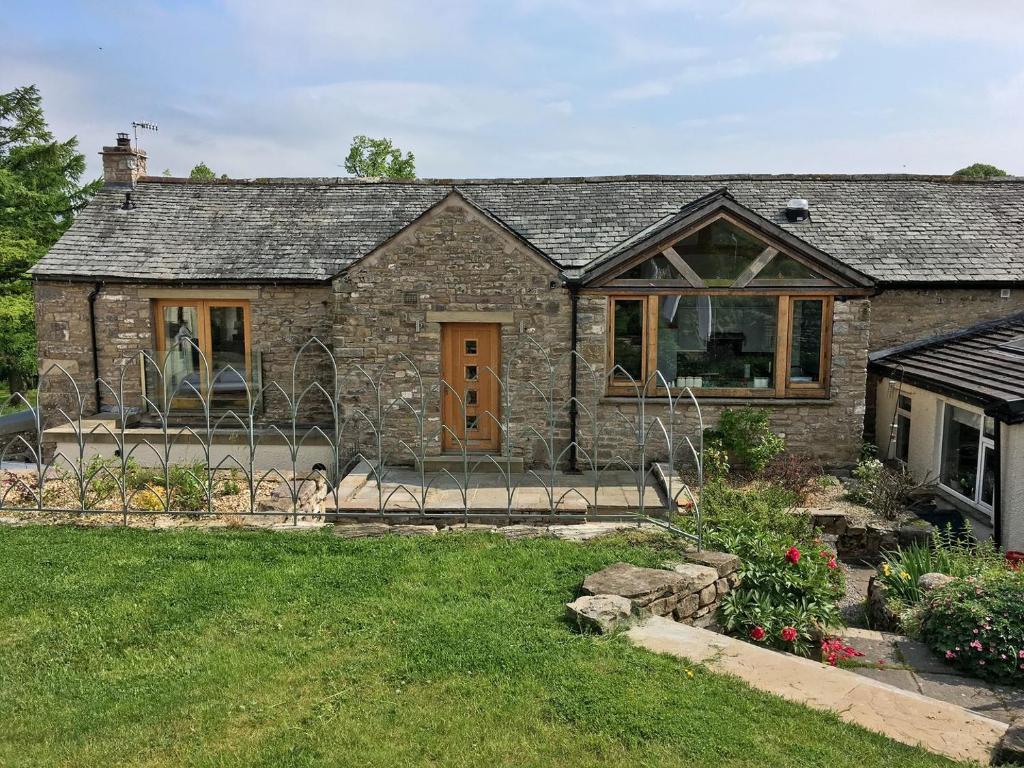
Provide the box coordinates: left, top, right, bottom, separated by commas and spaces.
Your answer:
30, 135, 1024, 496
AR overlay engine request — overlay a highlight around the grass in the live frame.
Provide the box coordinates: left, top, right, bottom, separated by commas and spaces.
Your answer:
0, 526, 966, 768
0, 383, 37, 414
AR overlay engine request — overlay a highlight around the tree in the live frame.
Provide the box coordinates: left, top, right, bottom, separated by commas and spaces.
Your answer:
190, 162, 216, 180
0, 85, 100, 393
953, 163, 1009, 179
344, 135, 415, 179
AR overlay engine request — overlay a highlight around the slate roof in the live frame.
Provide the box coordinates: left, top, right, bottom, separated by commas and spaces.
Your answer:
869, 312, 1024, 422
32, 174, 1024, 284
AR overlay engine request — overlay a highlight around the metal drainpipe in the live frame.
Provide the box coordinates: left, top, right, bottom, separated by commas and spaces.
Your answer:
87, 282, 103, 413
568, 279, 580, 473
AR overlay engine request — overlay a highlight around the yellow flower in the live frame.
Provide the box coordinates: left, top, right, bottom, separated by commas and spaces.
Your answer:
686, 669, 694, 679
900, 570, 911, 581
881, 563, 891, 577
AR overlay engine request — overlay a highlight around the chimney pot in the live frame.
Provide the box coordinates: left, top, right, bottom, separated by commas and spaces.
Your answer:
116, 132, 131, 147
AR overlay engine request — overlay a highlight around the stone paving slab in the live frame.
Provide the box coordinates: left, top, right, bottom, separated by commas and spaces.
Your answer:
327, 461, 665, 514
627, 616, 1007, 764
842, 627, 1024, 725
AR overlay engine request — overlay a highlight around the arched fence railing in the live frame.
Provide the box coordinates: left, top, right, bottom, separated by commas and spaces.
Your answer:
0, 336, 704, 547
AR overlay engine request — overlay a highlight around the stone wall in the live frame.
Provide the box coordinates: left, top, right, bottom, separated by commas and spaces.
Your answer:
34, 279, 332, 424
569, 550, 742, 632
332, 192, 571, 466
869, 287, 1024, 351
574, 295, 873, 468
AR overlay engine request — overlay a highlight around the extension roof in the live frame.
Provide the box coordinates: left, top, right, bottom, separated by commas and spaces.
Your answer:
31, 174, 1024, 284
869, 312, 1024, 423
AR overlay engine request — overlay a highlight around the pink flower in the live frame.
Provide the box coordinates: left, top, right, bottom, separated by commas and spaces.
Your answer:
1018, 650, 1024, 659
819, 550, 830, 558
970, 640, 983, 651
827, 558, 838, 570
945, 650, 956, 659
750, 626, 766, 642
781, 626, 798, 642
785, 546, 801, 564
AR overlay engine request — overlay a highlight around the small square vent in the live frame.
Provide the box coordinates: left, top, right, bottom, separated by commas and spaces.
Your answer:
402, 291, 419, 306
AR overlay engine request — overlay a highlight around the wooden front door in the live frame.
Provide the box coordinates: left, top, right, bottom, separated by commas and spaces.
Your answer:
441, 323, 501, 453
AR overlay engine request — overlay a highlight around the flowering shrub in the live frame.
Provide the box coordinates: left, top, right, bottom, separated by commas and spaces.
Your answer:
876, 532, 1005, 608
921, 569, 1024, 685
760, 453, 823, 503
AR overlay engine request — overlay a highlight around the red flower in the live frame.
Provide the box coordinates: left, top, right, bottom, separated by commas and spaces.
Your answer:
827, 557, 838, 570
750, 626, 767, 641
781, 626, 798, 642
785, 546, 801, 564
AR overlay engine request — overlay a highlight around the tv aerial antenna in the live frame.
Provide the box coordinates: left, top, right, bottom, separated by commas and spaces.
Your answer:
131, 121, 158, 150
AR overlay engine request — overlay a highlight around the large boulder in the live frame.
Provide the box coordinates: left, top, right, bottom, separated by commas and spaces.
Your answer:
996, 716, 1024, 766
566, 594, 636, 634
918, 572, 955, 592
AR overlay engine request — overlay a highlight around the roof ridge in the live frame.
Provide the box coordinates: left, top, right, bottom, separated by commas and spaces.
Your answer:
135, 173, 1024, 187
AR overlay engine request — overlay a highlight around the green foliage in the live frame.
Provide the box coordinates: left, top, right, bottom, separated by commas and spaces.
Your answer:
701, 439, 730, 480
188, 162, 226, 180
952, 163, 1008, 179
167, 462, 208, 510
0, 526, 961, 767
921, 569, 1024, 685
0, 85, 100, 390
876, 530, 1006, 608
57, 457, 211, 511
693, 482, 844, 655
847, 457, 920, 519
705, 407, 785, 474
344, 135, 416, 179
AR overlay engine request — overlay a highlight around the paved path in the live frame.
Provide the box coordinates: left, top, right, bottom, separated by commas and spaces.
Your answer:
627, 616, 1008, 764
843, 627, 1024, 725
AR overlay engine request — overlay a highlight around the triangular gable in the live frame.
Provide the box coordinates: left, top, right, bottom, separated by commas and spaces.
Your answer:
580, 191, 874, 290
336, 187, 562, 278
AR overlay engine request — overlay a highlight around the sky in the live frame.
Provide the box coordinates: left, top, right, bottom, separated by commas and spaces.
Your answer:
4, 0, 1024, 180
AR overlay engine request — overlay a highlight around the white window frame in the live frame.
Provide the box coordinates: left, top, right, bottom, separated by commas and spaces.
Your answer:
937, 401, 994, 519
893, 393, 912, 464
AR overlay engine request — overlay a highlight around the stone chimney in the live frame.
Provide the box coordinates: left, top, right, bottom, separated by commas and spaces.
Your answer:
100, 132, 148, 186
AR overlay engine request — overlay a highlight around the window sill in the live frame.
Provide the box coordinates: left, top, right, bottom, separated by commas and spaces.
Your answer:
599, 395, 834, 406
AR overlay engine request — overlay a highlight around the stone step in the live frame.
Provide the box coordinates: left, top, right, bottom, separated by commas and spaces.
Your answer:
416, 454, 524, 474
627, 617, 1008, 765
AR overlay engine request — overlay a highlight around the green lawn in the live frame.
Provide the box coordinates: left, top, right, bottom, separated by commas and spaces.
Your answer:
0, 526, 964, 768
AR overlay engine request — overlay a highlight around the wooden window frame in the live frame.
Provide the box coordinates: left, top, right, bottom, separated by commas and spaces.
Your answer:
603, 293, 832, 399
153, 298, 253, 406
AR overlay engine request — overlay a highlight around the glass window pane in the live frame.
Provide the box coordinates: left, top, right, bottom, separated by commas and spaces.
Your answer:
612, 300, 644, 381
941, 405, 981, 500
656, 296, 776, 389
898, 395, 912, 413
209, 306, 248, 404
895, 414, 911, 463
465, 389, 477, 405
620, 254, 684, 280
465, 365, 478, 381
161, 305, 201, 400
756, 253, 821, 281
465, 339, 477, 355
790, 299, 823, 384
981, 445, 996, 508
671, 219, 771, 286
984, 416, 996, 438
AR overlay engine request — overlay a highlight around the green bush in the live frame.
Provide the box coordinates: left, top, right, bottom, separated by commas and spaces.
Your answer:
167, 463, 209, 511
694, 482, 845, 656
705, 407, 785, 474
921, 569, 1024, 685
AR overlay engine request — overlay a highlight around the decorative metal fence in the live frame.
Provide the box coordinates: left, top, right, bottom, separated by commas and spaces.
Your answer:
0, 337, 705, 547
